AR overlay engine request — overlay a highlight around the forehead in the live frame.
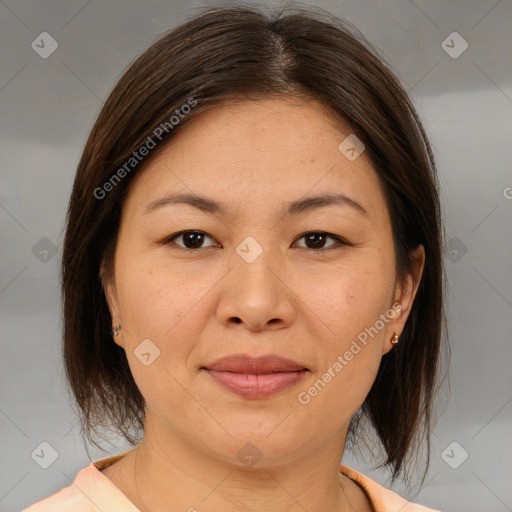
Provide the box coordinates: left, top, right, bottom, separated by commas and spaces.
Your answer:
123, 97, 388, 223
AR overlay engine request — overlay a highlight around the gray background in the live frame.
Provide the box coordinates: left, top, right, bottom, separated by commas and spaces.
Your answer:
1, 0, 511, 511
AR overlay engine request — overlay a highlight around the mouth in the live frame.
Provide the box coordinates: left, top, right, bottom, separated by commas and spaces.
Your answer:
200, 354, 310, 399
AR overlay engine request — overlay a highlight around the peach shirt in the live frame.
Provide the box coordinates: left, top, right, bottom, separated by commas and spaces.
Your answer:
23, 450, 441, 512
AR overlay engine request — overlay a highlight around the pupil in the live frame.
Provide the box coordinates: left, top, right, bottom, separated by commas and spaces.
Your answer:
307, 233, 325, 249
184, 232, 204, 249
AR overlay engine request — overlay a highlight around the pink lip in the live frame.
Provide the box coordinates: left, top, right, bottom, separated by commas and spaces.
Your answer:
201, 354, 310, 399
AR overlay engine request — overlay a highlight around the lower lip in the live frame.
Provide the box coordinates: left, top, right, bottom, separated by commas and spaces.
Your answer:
203, 369, 309, 399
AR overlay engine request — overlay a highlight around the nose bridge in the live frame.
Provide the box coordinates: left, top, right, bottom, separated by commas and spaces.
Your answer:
232, 233, 282, 291
215, 233, 295, 329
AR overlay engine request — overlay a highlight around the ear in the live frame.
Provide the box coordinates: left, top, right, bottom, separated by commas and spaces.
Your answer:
99, 259, 123, 347
382, 245, 425, 353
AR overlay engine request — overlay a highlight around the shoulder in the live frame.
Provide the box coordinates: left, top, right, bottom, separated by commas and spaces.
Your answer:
340, 464, 442, 512
21, 468, 96, 512
22, 454, 140, 512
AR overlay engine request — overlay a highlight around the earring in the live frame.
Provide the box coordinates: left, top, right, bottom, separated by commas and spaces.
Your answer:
112, 325, 121, 338
391, 332, 399, 345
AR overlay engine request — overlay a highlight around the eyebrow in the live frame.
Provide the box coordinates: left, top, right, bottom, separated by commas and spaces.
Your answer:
144, 191, 369, 217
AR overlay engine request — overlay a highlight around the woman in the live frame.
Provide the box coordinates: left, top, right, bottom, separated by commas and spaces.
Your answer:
24, 4, 448, 511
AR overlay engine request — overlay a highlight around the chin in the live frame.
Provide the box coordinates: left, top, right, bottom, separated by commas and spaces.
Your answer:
197, 425, 308, 467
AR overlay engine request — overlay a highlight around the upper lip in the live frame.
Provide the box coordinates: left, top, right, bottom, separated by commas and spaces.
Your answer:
202, 354, 308, 373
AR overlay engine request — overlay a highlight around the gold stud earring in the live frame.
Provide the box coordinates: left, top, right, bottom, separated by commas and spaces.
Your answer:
391, 332, 399, 345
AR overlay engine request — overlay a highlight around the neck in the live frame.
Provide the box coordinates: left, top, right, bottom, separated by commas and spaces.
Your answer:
125, 419, 359, 512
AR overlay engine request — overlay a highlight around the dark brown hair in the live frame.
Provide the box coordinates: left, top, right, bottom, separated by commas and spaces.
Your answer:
61, 3, 449, 486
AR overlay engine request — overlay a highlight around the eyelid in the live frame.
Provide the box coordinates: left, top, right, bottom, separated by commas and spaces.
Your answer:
162, 230, 219, 249
294, 231, 350, 250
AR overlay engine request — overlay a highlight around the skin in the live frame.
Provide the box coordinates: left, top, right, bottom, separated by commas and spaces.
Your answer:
101, 96, 425, 512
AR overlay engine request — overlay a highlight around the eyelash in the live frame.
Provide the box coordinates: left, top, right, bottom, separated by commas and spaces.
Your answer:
161, 230, 350, 252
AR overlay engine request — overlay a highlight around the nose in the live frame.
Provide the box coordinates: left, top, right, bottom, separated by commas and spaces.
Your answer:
216, 244, 296, 332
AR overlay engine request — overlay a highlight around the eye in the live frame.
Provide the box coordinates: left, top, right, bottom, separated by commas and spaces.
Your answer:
162, 230, 349, 252
165, 230, 219, 250
294, 231, 347, 251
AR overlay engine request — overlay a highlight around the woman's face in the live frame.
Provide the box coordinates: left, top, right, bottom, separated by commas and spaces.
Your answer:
104, 97, 424, 467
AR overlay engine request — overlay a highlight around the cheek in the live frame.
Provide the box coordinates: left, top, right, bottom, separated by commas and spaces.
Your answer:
117, 269, 175, 336
300, 254, 393, 340
115, 251, 200, 337
114, 251, 221, 385
294, 253, 393, 412
114, 258, 200, 407
299, 287, 385, 428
